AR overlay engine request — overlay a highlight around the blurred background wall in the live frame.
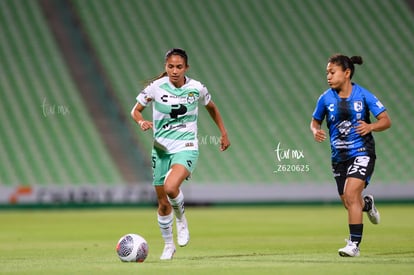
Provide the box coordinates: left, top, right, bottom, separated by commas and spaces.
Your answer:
1, 0, 413, 206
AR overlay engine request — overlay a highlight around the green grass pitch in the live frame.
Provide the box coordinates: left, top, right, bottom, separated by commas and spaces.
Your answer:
1, 204, 413, 274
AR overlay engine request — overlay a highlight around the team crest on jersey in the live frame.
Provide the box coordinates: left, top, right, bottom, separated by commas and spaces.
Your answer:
354, 101, 363, 112
187, 92, 196, 104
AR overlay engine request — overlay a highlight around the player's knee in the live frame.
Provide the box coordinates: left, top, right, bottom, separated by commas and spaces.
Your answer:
163, 185, 178, 199
343, 194, 361, 209
163, 178, 181, 198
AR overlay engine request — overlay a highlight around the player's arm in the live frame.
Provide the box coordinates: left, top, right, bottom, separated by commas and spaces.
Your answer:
131, 102, 153, 131
205, 100, 230, 151
355, 111, 391, 136
310, 118, 326, 143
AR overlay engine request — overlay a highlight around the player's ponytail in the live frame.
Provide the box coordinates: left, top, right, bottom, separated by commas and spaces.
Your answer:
143, 72, 168, 87
350, 56, 363, 66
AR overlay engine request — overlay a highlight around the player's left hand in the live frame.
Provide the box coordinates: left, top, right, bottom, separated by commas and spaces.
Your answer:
355, 120, 373, 136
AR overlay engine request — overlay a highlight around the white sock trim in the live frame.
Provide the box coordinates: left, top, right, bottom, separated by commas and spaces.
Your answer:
168, 190, 185, 220
168, 190, 184, 205
158, 212, 174, 243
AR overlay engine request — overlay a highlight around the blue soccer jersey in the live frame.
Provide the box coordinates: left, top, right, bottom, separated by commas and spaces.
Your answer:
312, 83, 386, 162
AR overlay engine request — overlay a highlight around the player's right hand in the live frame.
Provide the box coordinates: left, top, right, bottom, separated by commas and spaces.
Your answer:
313, 129, 326, 143
138, 120, 153, 131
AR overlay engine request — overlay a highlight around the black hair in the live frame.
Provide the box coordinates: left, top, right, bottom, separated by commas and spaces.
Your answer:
165, 48, 188, 66
328, 54, 363, 79
143, 48, 189, 86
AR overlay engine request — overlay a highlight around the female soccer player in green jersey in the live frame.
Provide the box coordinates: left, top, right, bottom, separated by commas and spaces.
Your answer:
131, 48, 230, 260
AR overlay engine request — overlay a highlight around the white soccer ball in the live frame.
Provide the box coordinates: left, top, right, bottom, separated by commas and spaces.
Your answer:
116, 233, 149, 262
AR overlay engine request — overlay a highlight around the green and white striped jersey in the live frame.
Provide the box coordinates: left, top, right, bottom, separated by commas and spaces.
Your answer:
137, 76, 211, 153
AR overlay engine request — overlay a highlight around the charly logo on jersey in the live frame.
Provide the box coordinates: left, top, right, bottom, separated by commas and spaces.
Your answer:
353, 101, 363, 112
161, 94, 168, 102
328, 103, 335, 121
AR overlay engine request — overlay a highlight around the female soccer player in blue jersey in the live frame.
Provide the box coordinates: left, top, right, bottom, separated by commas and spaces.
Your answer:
131, 48, 230, 260
310, 54, 391, 257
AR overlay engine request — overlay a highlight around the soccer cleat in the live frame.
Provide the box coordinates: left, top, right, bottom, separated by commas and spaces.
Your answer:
365, 195, 380, 224
176, 215, 190, 247
160, 243, 176, 260
338, 239, 360, 257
